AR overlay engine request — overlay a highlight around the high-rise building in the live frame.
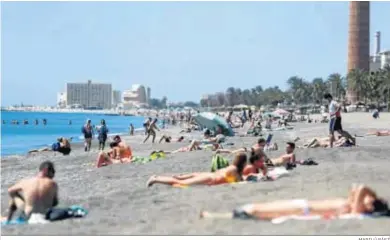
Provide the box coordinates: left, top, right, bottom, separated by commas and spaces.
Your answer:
57, 92, 67, 108
122, 84, 149, 109
370, 31, 390, 72
112, 90, 122, 108
66, 80, 112, 109
347, 1, 370, 104
147, 87, 151, 105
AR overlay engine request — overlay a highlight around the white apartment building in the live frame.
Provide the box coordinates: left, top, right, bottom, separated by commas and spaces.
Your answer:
66, 80, 112, 109
112, 90, 122, 108
370, 31, 390, 72
57, 92, 67, 108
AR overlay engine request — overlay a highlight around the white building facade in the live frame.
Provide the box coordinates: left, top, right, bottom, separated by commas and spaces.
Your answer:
112, 90, 122, 108
66, 80, 112, 109
57, 92, 67, 108
122, 84, 149, 110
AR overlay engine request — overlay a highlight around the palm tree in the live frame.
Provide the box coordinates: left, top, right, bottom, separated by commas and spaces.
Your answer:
311, 78, 327, 104
347, 69, 369, 103
327, 73, 345, 100
225, 87, 235, 107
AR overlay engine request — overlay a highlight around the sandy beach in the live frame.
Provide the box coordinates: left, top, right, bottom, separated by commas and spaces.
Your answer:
1, 112, 390, 235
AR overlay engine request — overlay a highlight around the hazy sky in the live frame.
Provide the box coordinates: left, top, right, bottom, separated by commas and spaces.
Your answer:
2, 1, 390, 106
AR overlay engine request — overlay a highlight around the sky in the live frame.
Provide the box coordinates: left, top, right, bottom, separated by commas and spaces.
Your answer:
1, 1, 390, 106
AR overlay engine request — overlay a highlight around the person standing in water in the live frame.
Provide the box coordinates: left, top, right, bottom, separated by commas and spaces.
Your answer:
97, 119, 109, 150
82, 119, 94, 151
129, 123, 134, 136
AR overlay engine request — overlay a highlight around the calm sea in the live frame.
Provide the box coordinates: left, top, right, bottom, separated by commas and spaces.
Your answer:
0, 111, 145, 157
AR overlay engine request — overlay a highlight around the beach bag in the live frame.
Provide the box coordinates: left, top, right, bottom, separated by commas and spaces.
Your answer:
211, 154, 230, 172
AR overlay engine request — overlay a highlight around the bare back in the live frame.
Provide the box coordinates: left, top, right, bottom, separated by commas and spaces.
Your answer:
17, 177, 58, 218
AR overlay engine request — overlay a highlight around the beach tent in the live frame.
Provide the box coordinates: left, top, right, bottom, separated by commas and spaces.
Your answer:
273, 108, 290, 116
193, 112, 234, 137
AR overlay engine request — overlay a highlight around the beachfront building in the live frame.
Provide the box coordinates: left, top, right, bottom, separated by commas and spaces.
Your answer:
369, 31, 390, 72
112, 90, 122, 108
57, 92, 67, 108
66, 80, 112, 109
122, 84, 150, 110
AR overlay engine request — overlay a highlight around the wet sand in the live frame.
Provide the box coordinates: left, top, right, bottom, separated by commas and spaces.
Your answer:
1, 112, 390, 235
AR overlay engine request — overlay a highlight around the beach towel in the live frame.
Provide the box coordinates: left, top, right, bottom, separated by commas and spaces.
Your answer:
211, 154, 230, 172
243, 167, 290, 183
271, 213, 368, 224
132, 152, 166, 164
1, 205, 88, 226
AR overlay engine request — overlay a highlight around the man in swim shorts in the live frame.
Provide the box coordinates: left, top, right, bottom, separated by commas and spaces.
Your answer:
143, 118, 160, 143
6, 161, 59, 223
324, 93, 355, 148
268, 142, 296, 167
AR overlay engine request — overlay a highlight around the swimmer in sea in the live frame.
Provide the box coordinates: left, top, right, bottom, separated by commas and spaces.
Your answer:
5, 161, 58, 223
201, 184, 389, 220
146, 152, 247, 187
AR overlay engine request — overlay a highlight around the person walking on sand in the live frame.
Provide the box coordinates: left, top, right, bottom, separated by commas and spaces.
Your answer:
143, 117, 152, 135
5, 161, 59, 223
82, 119, 94, 151
143, 118, 160, 143
97, 119, 109, 150
323, 93, 355, 148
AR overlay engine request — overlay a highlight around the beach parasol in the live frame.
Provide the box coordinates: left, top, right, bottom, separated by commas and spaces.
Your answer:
193, 112, 234, 136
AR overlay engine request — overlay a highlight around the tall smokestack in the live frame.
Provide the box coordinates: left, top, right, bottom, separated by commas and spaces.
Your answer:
375, 31, 381, 55
347, 1, 370, 104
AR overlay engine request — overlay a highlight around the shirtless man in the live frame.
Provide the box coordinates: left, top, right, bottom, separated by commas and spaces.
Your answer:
6, 161, 58, 223
268, 142, 296, 167
143, 118, 160, 143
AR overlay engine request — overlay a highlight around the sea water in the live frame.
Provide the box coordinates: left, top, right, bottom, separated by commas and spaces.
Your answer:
0, 111, 145, 157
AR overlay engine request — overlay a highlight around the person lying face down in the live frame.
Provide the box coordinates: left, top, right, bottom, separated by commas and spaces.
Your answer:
28, 137, 72, 155
6, 161, 59, 223
243, 148, 268, 180
146, 152, 248, 187
159, 135, 185, 143
201, 184, 389, 221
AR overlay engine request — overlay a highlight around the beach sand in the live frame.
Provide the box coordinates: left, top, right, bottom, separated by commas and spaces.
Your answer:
1, 112, 390, 235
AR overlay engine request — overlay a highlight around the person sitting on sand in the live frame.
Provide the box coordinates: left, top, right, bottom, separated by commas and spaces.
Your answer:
96, 141, 133, 168
143, 118, 160, 143
5, 161, 59, 223
146, 152, 247, 187
201, 184, 389, 220
159, 135, 185, 143
28, 137, 72, 155
267, 142, 296, 167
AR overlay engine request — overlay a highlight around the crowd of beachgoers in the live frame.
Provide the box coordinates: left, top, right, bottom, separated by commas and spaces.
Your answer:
1, 93, 390, 235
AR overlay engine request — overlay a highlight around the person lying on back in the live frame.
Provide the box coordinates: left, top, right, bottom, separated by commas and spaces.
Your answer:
6, 161, 59, 223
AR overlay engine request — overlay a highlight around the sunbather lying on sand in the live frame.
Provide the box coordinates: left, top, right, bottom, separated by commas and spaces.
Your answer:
243, 148, 271, 181
301, 135, 355, 148
159, 135, 185, 143
201, 184, 389, 220
267, 142, 296, 167
361, 130, 390, 137
5, 161, 59, 223
164, 139, 222, 154
28, 137, 72, 155
146, 153, 247, 187
96, 140, 133, 168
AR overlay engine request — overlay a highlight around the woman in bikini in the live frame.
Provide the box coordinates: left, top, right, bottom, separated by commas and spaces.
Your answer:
201, 184, 389, 220
146, 152, 247, 187
243, 148, 270, 181
96, 141, 133, 168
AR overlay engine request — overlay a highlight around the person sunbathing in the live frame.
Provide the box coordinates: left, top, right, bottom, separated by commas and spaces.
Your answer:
146, 152, 247, 187
96, 141, 133, 168
267, 142, 296, 167
243, 148, 271, 181
159, 135, 185, 143
301, 136, 355, 148
364, 130, 390, 137
5, 161, 59, 223
28, 137, 72, 155
164, 140, 221, 154
200, 184, 389, 220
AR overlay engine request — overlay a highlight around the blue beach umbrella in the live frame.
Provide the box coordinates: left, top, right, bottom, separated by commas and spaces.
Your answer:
193, 112, 234, 137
